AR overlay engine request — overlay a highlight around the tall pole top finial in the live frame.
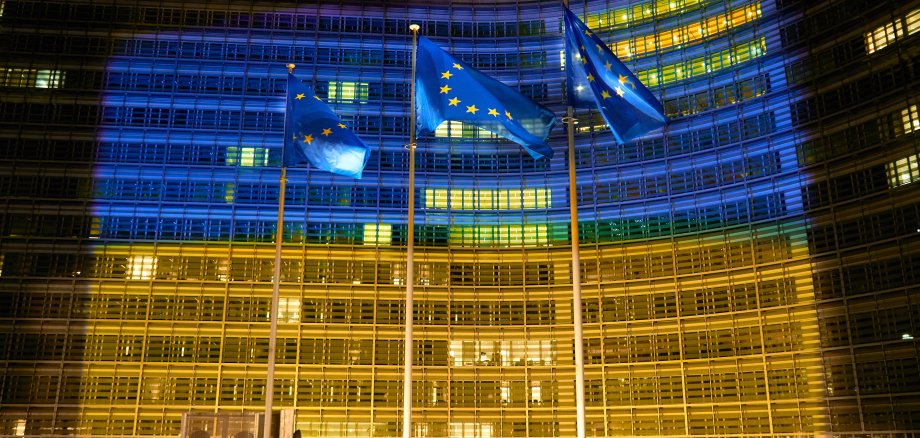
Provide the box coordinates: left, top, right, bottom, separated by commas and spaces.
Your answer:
286, 64, 295, 73
409, 24, 420, 32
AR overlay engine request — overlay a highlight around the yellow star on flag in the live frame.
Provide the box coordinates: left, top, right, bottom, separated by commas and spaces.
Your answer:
505, 110, 513, 120
619, 74, 636, 89
441, 71, 453, 79
322, 128, 332, 136
314, 95, 322, 101
440, 85, 452, 94
604, 61, 613, 71
465, 104, 479, 114
587, 73, 595, 82
581, 56, 588, 64
615, 86, 625, 97
303, 134, 314, 144
601, 90, 611, 99
337, 123, 347, 129
448, 97, 461, 106
596, 44, 603, 52
452, 63, 463, 70
295, 93, 305, 100
487, 108, 499, 117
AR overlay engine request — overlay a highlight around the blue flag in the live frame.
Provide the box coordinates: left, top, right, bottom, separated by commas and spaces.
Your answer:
564, 8, 666, 143
284, 73, 371, 178
415, 36, 557, 160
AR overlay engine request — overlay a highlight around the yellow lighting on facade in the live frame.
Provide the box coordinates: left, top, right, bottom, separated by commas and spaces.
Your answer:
585, 0, 705, 30
449, 224, 549, 247
425, 188, 551, 210
611, 3, 762, 59
328, 80, 369, 103
433, 120, 497, 139
127, 255, 157, 280
0, 68, 64, 88
364, 223, 392, 245
865, 8, 919, 54
226, 147, 270, 167
887, 154, 920, 188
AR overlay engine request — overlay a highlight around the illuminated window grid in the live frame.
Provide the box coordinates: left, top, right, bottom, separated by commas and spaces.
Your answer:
637, 37, 766, 88
327, 80, 368, 103
225, 146, 270, 167
425, 188, 551, 210
610, 3, 762, 60
583, 0, 708, 31
449, 224, 550, 247
363, 223, 392, 245
0, 68, 64, 88
28, 218, 825, 434
434, 120, 497, 139
903, 103, 919, 134
865, 8, 920, 54
581, 224, 824, 434
887, 153, 920, 188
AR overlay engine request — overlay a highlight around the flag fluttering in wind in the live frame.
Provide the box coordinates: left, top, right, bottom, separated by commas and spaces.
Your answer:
564, 7, 666, 143
415, 36, 557, 160
284, 73, 371, 178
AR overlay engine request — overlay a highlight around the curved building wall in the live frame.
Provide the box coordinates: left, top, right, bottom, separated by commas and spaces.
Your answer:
0, 0, 917, 437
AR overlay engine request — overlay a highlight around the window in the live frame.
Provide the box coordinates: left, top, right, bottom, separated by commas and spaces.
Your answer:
363, 223, 392, 245
865, 8, 920, 54
127, 255, 157, 280
328, 81, 368, 103
886, 153, 920, 188
610, 3, 762, 60
636, 38, 766, 88
1, 68, 65, 88
225, 146, 270, 167
277, 297, 300, 323
424, 188, 550, 210
433, 120, 496, 139
902, 104, 919, 134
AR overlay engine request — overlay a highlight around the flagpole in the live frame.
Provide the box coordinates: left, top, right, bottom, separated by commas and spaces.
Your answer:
263, 63, 295, 438
561, 2, 587, 437
403, 23, 420, 438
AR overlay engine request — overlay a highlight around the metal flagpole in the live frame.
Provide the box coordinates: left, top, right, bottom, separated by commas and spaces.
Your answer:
263, 63, 295, 438
561, 2, 587, 437
403, 23, 420, 438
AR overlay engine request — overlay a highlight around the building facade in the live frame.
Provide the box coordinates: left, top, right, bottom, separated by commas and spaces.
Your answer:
1, 0, 919, 436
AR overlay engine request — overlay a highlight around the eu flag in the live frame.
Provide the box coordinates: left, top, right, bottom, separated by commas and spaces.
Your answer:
564, 8, 666, 143
415, 36, 557, 160
284, 73, 371, 179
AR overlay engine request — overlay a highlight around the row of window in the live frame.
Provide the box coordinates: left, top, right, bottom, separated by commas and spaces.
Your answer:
114, 38, 548, 69
795, 103, 903, 167
864, 7, 920, 54
809, 203, 920, 254
581, 0, 708, 31
662, 73, 770, 118
575, 112, 777, 167
0, 278, 798, 324
0, 193, 788, 245
812, 253, 920, 301
577, 152, 781, 205
584, 321, 805, 363
790, 61, 919, 127
636, 37, 766, 88
610, 3, 762, 61
0, 235, 796, 285
2, 1, 547, 37
0, 68, 64, 88
1, 319, 807, 366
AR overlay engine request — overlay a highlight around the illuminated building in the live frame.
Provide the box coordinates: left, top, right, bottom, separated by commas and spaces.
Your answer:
1, 0, 919, 436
